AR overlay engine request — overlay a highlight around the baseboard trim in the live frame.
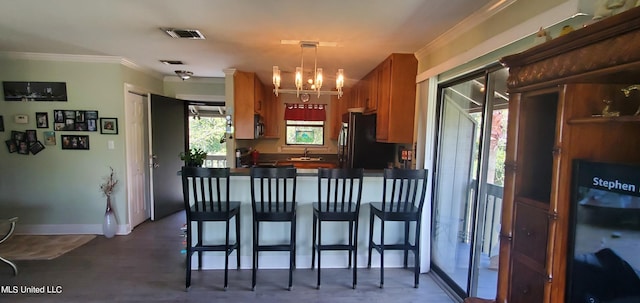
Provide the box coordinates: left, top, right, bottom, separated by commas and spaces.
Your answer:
15, 224, 130, 236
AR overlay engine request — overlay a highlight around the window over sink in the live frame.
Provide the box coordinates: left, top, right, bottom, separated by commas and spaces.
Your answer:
285, 120, 324, 145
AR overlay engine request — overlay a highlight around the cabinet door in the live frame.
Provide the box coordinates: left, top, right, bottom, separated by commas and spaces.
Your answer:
262, 87, 280, 138
234, 71, 256, 139
254, 77, 264, 116
368, 69, 379, 112
510, 257, 546, 303
376, 58, 391, 141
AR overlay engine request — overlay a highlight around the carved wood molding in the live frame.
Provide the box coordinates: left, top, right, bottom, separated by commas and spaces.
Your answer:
501, 7, 640, 89
506, 30, 640, 88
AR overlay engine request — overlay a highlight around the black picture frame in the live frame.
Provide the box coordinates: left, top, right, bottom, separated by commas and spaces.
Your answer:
3, 81, 67, 101
25, 129, 37, 142
29, 141, 45, 155
17, 141, 29, 155
5, 139, 16, 153
11, 130, 25, 142
53, 110, 98, 131
0, 115, 4, 132
100, 118, 118, 134
36, 112, 49, 128
61, 135, 89, 150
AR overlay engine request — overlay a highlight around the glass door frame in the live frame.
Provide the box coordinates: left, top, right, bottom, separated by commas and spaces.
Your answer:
430, 63, 506, 299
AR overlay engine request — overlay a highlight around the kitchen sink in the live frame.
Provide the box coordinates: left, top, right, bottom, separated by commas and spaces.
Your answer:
288, 156, 323, 161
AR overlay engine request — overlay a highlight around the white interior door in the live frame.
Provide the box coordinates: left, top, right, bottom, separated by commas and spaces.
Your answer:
125, 88, 151, 229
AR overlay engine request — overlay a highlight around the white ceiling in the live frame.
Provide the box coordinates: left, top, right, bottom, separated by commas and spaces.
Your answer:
0, 0, 496, 88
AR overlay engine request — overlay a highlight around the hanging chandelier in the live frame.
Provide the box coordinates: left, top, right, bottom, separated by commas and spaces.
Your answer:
272, 41, 344, 99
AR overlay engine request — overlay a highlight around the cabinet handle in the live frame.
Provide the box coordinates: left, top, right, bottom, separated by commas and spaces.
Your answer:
522, 227, 533, 237
522, 287, 530, 295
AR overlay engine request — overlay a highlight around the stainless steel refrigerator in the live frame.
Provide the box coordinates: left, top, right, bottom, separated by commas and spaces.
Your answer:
338, 113, 395, 169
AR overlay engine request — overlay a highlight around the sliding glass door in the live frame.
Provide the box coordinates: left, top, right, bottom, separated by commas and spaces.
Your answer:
431, 66, 508, 299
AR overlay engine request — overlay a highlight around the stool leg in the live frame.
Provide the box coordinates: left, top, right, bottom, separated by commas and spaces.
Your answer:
288, 216, 295, 291
367, 210, 374, 269
379, 218, 385, 288
236, 212, 241, 270
348, 220, 353, 269
353, 218, 359, 289
197, 221, 203, 270
404, 220, 410, 268
414, 218, 421, 288
185, 223, 192, 290
311, 213, 317, 270
224, 219, 230, 290
252, 220, 258, 291
316, 219, 321, 289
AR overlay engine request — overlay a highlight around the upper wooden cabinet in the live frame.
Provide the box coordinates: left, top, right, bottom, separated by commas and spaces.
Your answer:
234, 70, 265, 139
497, 8, 640, 303
374, 53, 417, 143
262, 88, 280, 138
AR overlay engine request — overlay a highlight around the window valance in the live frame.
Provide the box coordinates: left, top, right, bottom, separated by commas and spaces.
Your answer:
284, 103, 327, 121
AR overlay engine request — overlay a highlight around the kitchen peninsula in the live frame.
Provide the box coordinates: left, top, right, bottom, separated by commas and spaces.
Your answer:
187, 168, 419, 271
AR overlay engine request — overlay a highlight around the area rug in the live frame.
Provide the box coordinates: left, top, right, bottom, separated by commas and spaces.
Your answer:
0, 235, 95, 260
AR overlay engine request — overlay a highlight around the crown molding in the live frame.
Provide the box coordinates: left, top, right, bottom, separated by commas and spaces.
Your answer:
416, 0, 593, 82
415, 0, 518, 59
0, 51, 163, 79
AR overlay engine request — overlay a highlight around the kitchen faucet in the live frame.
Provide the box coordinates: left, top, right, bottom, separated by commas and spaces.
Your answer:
303, 148, 309, 157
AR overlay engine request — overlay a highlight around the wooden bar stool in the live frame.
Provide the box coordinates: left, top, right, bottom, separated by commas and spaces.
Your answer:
367, 169, 428, 288
181, 167, 240, 290
312, 168, 364, 289
250, 167, 297, 291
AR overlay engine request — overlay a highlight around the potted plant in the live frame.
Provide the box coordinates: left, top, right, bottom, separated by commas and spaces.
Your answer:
180, 148, 207, 167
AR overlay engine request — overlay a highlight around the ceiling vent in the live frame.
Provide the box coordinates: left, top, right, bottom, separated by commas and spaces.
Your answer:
160, 60, 184, 65
162, 28, 205, 39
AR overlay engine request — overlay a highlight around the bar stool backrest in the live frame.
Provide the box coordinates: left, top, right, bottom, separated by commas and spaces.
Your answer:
181, 167, 231, 217
317, 168, 364, 213
382, 169, 428, 213
250, 167, 297, 213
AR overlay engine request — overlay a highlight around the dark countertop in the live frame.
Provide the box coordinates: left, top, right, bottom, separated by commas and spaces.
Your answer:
230, 168, 384, 177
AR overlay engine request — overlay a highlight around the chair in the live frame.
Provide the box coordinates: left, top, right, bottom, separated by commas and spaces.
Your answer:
0, 217, 18, 276
250, 167, 297, 291
367, 169, 428, 288
181, 167, 240, 290
312, 168, 364, 289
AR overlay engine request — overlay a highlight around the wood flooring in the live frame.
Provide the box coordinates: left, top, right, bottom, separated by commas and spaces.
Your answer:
0, 211, 456, 303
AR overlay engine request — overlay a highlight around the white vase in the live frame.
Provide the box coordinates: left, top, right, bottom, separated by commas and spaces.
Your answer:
102, 197, 117, 238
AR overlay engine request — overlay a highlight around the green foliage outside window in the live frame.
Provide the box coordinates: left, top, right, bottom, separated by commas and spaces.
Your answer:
188, 116, 227, 155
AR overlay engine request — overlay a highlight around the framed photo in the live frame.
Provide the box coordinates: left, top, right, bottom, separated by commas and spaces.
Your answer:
25, 129, 37, 142
61, 135, 89, 150
29, 141, 45, 155
11, 130, 25, 142
53, 109, 98, 131
100, 118, 118, 135
3, 81, 67, 101
36, 112, 49, 128
17, 141, 29, 155
5, 140, 17, 153
0, 115, 4, 132
43, 131, 56, 145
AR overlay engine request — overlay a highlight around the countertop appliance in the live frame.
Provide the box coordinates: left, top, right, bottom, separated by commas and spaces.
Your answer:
338, 113, 395, 169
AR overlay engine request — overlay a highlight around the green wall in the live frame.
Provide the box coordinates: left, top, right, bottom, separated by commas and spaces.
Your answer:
0, 57, 161, 231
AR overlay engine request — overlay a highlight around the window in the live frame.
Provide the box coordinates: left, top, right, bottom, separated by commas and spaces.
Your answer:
188, 106, 227, 167
285, 120, 324, 145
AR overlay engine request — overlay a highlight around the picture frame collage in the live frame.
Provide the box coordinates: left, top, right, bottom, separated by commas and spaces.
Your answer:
3, 81, 119, 154
5, 130, 45, 155
53, 110, 98, 132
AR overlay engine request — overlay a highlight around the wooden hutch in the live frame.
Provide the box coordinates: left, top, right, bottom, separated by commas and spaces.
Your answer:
495, 7, 640, 303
